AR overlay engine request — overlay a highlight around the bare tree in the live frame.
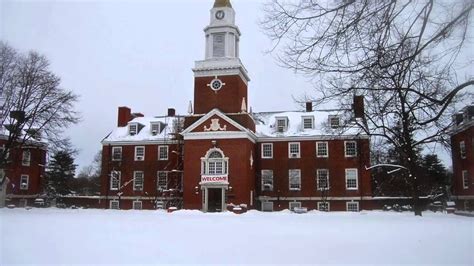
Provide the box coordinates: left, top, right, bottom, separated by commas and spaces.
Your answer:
0, 42, 79, 184
262, 0, 474, 215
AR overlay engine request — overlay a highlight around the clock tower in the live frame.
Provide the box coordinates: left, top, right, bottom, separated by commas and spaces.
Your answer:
192, 0, 250, 114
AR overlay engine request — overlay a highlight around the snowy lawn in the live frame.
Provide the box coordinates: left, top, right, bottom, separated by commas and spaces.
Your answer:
1, 208, 473, 265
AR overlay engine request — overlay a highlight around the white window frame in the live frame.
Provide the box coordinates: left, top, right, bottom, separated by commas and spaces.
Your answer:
129, 123, 138, 135
112, 146, 122, 161
261, 170, 274, 192
22, 150, 31, 166
288, 142, 300, 158
110, 171, 121, 191
0, 145, 9, 159
346, 201, 359, 212
302, 116, 314, 130
151, 122, 161, 135
157, 171, 168, 191
135, 146, 145, 161
289, 201, 302, 211
316, 142, 329, 158
262, 201, 274, 212
133, 200, 143, 210
276, 117, 288, 133
289, 169, 301, 191
329, 115, 340, 128
20, 175, 29, 190
462, 170, 469, 189
317, 169, 329, 190
110, 200, 120, 210
261, 143, 273, 159
344, 141, 357, 157
201, 148, 229, 176
345, 168, 359, 190
158, 145, 169, 161
317, 201, 330, 212
133, 171, 144, 191
460, 141, 466, 159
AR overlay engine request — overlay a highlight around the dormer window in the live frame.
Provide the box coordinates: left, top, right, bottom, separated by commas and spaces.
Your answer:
329, 115, 340, 128
129, 123, 138, 135
151, 122, 161, 136
302, 116, 314, 130
276, 117, 288, 133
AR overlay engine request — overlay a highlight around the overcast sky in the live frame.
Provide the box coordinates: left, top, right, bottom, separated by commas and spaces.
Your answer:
1, 0, 462, 171
1, 0, 320, 171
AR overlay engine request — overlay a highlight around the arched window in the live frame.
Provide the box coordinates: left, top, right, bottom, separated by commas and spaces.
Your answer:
201, 148, 229, 175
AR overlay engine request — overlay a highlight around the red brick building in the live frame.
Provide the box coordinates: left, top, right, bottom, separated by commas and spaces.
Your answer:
100, 0, 372, 212
0, 135, 47, 207
450, 105, 474, 211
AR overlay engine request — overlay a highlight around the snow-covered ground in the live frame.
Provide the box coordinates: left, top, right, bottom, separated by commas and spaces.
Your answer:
1, 209, 473, 265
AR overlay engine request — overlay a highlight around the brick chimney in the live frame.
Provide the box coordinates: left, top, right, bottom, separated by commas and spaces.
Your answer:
117, 106, 132, 127
306, 102, 313, 112
353, 96, 365, 119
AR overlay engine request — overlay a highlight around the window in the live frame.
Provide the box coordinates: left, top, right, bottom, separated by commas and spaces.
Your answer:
201, 149, 228, 175
261, 143, 273, 159
0, 145, 8, 159
212, 33, 225, 57
157, 171, 168, 191
151, 123, 161, 135
112, 147, 122, 161
158, 146, 169, 160
20, 175, 29, 190
22, 150, 31, 166
289, 201, 301, 211
316, 142, 328, 157
19, 199, 27, 207
318, 202, 330, 212
276, 117, 288, 132
329, 115, 340, 128
289, 169, 301, 191
110, 200, 120, 210
129, 123, 138, 135
345, 141, 357, 157
110, 171, 121, 190
460, 141, 466, 159
317, 169, 329, 190
289, 142, 300, 158
262, 201, 274, 212
261, 170, 273, 191
135, 146, 145, 161
302, 116, 314, 129
133, 200, 143, 210
462, 170, 469, 189
346, 169, 358, 190
133, 171, 144, 191
347, 201, 359, 212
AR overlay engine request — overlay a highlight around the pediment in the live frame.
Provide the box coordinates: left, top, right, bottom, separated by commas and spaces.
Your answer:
182, 109, 248, 135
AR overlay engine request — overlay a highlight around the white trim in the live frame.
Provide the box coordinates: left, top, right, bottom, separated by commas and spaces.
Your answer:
261, 201, 273, 212
22, 150, 31, 166
345, 168, 359, 190
460, 141, 466, 159
302, 115, 315, 130
183, 131, 256, 143
158, 145, 169, 161
346, 201, 359, 212
454, 195, 474, 200
257, 135, 369, 142
344, 141, 357, 157
132, 200, 143, 210
257, 196, 368, 201
133, 171, 144, 191
317, 201, 330, 211
289, 201, 301, 211
316, 141, 329, 158
288, 169, 301, 191
316, 169, 329, 190
110, 171, 121, 190
102, 140, 179, 146
288, 142, 300, 158
109, 200, 120, 210
261, 143, 273, 159
261, 169, 274, 191
134, 146, 145, 161
157, 171, 168, 191
181, 108, 253, 135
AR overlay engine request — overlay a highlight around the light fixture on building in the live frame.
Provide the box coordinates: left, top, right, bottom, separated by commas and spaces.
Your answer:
211, 140, 217, 147
194, 186, 199, 195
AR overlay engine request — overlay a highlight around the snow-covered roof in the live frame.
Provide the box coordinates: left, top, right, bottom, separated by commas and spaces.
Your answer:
102, 116, 183, 143
252, 110, 367, 139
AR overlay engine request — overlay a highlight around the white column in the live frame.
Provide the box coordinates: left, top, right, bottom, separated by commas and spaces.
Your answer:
221, 188, 226, 212
203, 187, 208, 212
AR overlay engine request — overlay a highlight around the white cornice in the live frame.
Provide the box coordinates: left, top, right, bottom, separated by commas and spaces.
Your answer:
256, 135, 370, 142
101, 140, 179, 146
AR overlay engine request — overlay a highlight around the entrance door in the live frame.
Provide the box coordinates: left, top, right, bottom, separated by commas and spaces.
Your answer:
207, 188, 222, 212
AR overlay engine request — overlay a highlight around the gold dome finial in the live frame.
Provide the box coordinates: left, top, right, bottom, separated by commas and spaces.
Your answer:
214, 0, 232, 8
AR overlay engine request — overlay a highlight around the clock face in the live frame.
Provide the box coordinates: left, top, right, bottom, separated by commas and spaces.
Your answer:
215, 10, 225, 20
210, 79, 223, 91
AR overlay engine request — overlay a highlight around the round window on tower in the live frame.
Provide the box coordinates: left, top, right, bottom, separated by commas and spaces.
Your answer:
210, 78, 223, 91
